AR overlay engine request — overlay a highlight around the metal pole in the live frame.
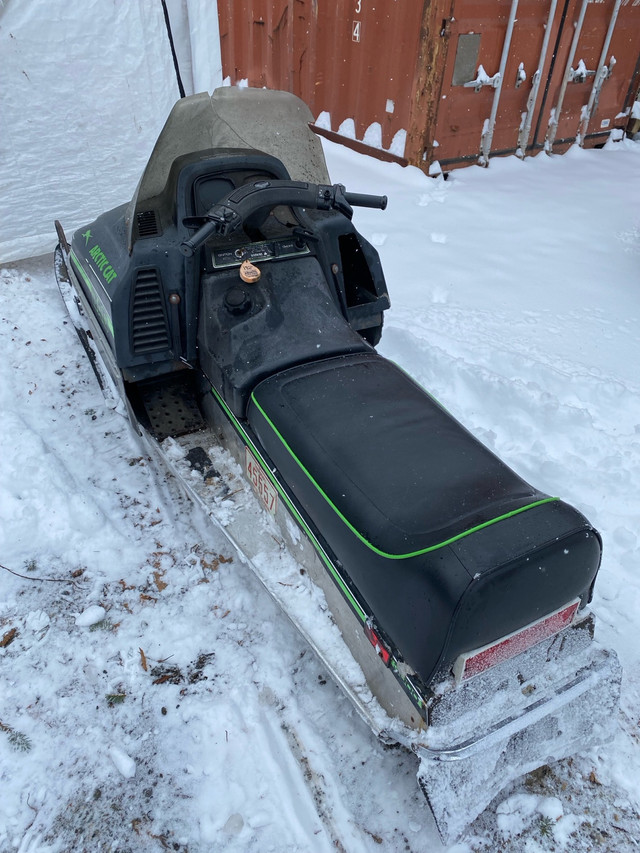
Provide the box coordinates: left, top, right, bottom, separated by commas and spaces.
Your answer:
545, 0, 589, 152
480, 0, 520, 165
518, 0, 558, 155
577, 0, 622, 143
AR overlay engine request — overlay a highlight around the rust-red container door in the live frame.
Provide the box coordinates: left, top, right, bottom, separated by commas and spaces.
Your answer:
542, 0, 640, 152
427, 1, 538, 168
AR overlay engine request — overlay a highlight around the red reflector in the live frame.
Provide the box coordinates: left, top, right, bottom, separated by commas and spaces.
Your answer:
454, 599, 580, 683
364, 620, 391, 667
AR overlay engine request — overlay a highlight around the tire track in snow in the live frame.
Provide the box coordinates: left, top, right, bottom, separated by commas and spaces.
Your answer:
257, 697, 346, 851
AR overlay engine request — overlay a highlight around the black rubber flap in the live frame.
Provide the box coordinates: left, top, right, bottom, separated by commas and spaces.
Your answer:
249, 353, 544, 557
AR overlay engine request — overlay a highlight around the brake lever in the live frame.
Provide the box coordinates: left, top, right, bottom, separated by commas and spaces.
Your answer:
331, 184, 354, 220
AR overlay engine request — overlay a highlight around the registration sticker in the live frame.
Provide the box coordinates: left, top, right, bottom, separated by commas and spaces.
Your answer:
245, 447, 278, 515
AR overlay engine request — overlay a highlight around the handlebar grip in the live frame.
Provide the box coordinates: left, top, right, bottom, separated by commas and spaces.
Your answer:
343, 192, 388, 210
180, 219, 221, 257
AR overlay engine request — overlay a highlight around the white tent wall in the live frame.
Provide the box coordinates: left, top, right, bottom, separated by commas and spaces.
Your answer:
184, 0, 223, 95
0, 0, 223, 263
165, 0, 196, 97
162, 0, 224, 97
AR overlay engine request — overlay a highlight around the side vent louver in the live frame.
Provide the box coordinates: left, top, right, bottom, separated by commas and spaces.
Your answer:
132, 269, 170, 355
136, 209, 160, 238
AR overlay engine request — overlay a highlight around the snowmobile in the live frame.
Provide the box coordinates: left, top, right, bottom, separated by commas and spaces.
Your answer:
54, 87, 621, 842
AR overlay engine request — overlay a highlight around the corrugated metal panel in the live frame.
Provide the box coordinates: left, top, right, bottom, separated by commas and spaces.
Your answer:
217, 0, 640, 173
217, 0, 426, 151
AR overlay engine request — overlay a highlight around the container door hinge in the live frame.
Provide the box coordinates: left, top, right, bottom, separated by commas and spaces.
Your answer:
440, 18, 453, 38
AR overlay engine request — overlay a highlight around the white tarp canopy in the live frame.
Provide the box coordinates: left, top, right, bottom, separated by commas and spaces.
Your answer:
0, 0, 222, 262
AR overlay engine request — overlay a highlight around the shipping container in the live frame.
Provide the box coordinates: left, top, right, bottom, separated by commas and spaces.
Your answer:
217, 0, 640, 173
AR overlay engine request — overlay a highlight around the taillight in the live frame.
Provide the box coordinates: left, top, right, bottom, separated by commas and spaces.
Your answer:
365, 618, 392, 666
453, 598, 580, 684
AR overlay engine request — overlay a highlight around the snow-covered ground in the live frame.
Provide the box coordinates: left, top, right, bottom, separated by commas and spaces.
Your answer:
1, 132, 639, 852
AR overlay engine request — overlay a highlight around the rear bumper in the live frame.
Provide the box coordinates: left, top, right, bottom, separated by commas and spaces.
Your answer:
416, 617, 622, 842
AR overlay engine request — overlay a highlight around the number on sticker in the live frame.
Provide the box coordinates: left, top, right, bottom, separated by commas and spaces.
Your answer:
352, 20, 361, 42
245, 448, 278, 515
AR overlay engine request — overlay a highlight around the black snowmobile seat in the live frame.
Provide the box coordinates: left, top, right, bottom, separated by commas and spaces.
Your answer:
248, 352, 602, 682
248, 352, 544, 557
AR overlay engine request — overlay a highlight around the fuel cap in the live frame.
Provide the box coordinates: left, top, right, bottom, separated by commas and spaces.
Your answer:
224, 286, 252, 315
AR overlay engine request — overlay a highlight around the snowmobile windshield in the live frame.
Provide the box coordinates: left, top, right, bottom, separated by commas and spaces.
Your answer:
125, 87, 330, 251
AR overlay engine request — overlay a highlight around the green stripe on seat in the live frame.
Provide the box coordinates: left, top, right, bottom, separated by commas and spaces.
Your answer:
249, 391, 558, 560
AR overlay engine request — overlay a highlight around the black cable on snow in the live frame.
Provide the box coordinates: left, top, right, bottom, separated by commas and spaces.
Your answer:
160, 0, 187, 99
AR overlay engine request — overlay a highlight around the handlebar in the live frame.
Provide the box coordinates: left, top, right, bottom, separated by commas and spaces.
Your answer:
180, 181, 387, 257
